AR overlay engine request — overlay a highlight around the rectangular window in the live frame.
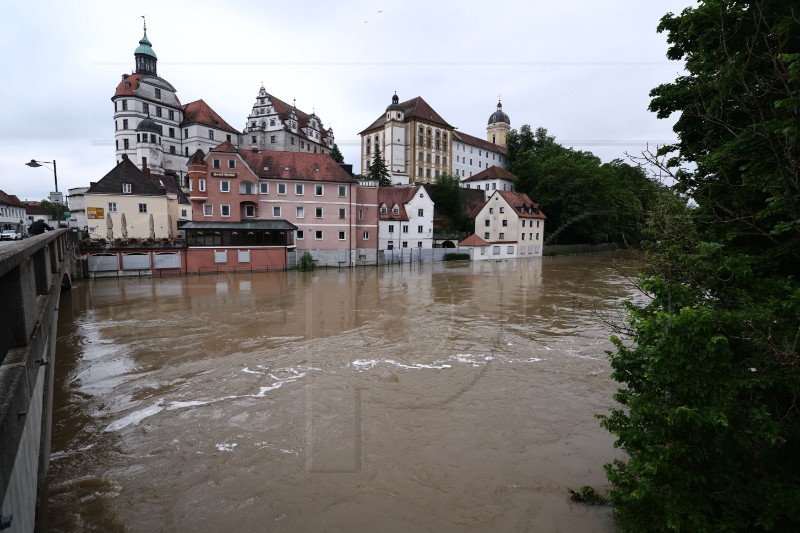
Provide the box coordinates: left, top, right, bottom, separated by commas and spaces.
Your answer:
418, 225, 423, 233
181, 209, 187, 217
315, 230, 323, 240
270, 135, 276, 143
260, 182, 269, 194
168, 127, 174, 137
389, 225, 394, 233
418, 209, 424, 217
493, 246, 501, 256
169, 145, 176, 154
297, 230, 304, 239
169, 110, 175, 121
522, 233, 526, 240
213, 159, 221, 169
315, 185, 323, 196
358, 209, 364, 221
489, 208, 494, 214
122, 99, 128, 111
338, 185, 346, 197
363, 231, 369, 240
536, 232, 540, 240
228, 159, 236, 169
296, 206, 304, 218
499, 232, 505, 240
338, 231, 346, 240
278, 183, 286, 195
245, 205, 255, 217
155, 88, 161, 99
184, 128, 189, 139
484, 232, 490, 240
402, 225, 408, 233
226, 134, 232, 143
221, 205, 230, 217
199, 179, 206, 192
143, 103, 149, 114
339, 208, 346, 219
315, 207, 323, 218
108, 202, 117, 212
502, 220, 508, 227
220, 181, 230, 192
296, 183, 304, 195
499, 207, 505, 213
485, 220, 490, 227
402, 241, 408, 248
208, 130, 214, 140
138, 203, 147, 213
123, 119, 129, 130
123, 138, 129, 150
508, 246, 515, 254
156, 106, 162, 117
273, 206, 281, 217
122, 183, 132, 194
203, 204, 213, 216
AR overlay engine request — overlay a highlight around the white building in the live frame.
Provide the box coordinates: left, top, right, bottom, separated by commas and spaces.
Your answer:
0, 191, 27, 234
461, 166, 517, 199
360, 94, 510, 185
468, 190, 546, 258
67, 187, 90, 230
377, 186, 435, 250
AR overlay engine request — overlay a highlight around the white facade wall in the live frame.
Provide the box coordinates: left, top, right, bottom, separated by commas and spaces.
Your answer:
452, 140, 507, 180
475, 193, 519, 245
0, 202, 27, 232
67, 187, 89, 230
462, 178, 515, 200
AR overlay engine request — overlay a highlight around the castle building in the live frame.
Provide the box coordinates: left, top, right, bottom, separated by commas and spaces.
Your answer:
242, 86, 335, 155
112, 23, 334, 189
359, 94, 511, 185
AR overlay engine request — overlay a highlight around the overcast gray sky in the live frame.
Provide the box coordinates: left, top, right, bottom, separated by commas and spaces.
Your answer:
0, 0, 693, 202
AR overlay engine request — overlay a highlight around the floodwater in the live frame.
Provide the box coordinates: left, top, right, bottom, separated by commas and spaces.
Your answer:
47, 255, 637, 532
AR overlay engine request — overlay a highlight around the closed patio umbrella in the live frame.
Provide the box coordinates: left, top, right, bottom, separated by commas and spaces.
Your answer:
106, 212, 113, 240
167, 214, 174, 239
149, 213, 155, 240
121, 213, 128, 238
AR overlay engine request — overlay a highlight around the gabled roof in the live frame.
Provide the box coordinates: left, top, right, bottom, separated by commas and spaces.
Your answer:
182, 99, 238, 133
22, 202, 47, 216
459, 234, 489, 247
187, 149, 207, 166
453, 131, 508, 155
377, 187, 418, 221
496, 191, 546, 219
0, 190, 24, 208
86, 156, 168, 196
209, 141, 239, 153
360, 96, 452, 134
462, 165, 517, 183
239, 149, 357, 183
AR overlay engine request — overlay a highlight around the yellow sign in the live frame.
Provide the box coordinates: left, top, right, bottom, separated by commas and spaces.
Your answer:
87, 207, 105, 219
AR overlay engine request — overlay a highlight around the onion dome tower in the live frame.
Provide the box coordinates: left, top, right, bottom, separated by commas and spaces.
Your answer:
134, 19, 158, 75
487, 99, 511, 147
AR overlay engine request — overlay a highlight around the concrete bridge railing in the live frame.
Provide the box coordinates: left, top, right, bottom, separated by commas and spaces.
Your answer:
0, 230, 73, 532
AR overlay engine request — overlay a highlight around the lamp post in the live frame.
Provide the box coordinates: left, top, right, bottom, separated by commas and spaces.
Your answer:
26, 159, 61, 221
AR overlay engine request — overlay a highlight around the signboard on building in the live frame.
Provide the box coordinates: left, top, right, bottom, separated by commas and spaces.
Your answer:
87, 207, 105, 219
211, 172, 237, 178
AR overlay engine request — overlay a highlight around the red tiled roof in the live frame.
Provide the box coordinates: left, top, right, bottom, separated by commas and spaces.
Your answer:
187, 149, 207, 166
182, 99, 238, 133
462, 166, 517, 183
209, 141, 239, 153
377, 187, 418, 221
22, 202, 47, 215
454, 131, 507, 155
467, 202, 486, 219
459, 234, 489, 247
113, 73, 146, 97
360, 96, 452, 134
238, 149, 357, 183
497, 191, 546, 219
0, 191, 24, 208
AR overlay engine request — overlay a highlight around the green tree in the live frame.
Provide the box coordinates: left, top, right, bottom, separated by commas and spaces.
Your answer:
428, 173, 466, 233
367, 145, 391, 187
330, 143, 345, 164
600, 2, 800, 531
40, 199, 67, 222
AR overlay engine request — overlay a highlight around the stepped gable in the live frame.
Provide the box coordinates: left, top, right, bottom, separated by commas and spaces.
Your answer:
182, 99, 238, 133
462, 166, 517, 183
377, 187, 418, 221
360, 96, 452, 133
497, 191, 546, 219
239, 149, 356, 183
87, 155, 165, 196
265, 92, 332, 142
454, 130, 508, 155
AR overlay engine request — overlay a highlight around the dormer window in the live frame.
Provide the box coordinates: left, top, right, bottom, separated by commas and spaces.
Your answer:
392, 205, 400, 215
123, 183, 132, 194
380, 205, 387, 215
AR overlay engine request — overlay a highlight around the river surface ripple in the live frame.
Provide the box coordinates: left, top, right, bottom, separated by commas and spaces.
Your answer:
48, 255, 637, 532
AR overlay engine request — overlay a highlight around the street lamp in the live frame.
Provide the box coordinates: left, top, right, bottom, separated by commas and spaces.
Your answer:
25, 159, 58, 192
26, 159, 62, 223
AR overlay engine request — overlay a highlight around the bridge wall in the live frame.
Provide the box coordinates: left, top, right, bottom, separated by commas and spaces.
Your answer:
0, 231, 72, 531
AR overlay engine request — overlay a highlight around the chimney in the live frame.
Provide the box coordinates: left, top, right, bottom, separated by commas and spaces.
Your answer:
141, 157, 151, 177
251, 145, 258, 153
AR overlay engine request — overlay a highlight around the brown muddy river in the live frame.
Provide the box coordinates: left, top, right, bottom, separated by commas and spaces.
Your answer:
48, 255, 636, 532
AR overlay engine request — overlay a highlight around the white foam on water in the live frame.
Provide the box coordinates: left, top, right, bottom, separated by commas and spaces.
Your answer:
216, 442, 237, 452
167, 400, 213, 410
352, 358, 451, 371
254, 382, 283, 397
242, 367, 262, 375
104, 402, 164, 432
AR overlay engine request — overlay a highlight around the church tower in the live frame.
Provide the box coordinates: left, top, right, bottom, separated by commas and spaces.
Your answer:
487, 100, 511, 147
